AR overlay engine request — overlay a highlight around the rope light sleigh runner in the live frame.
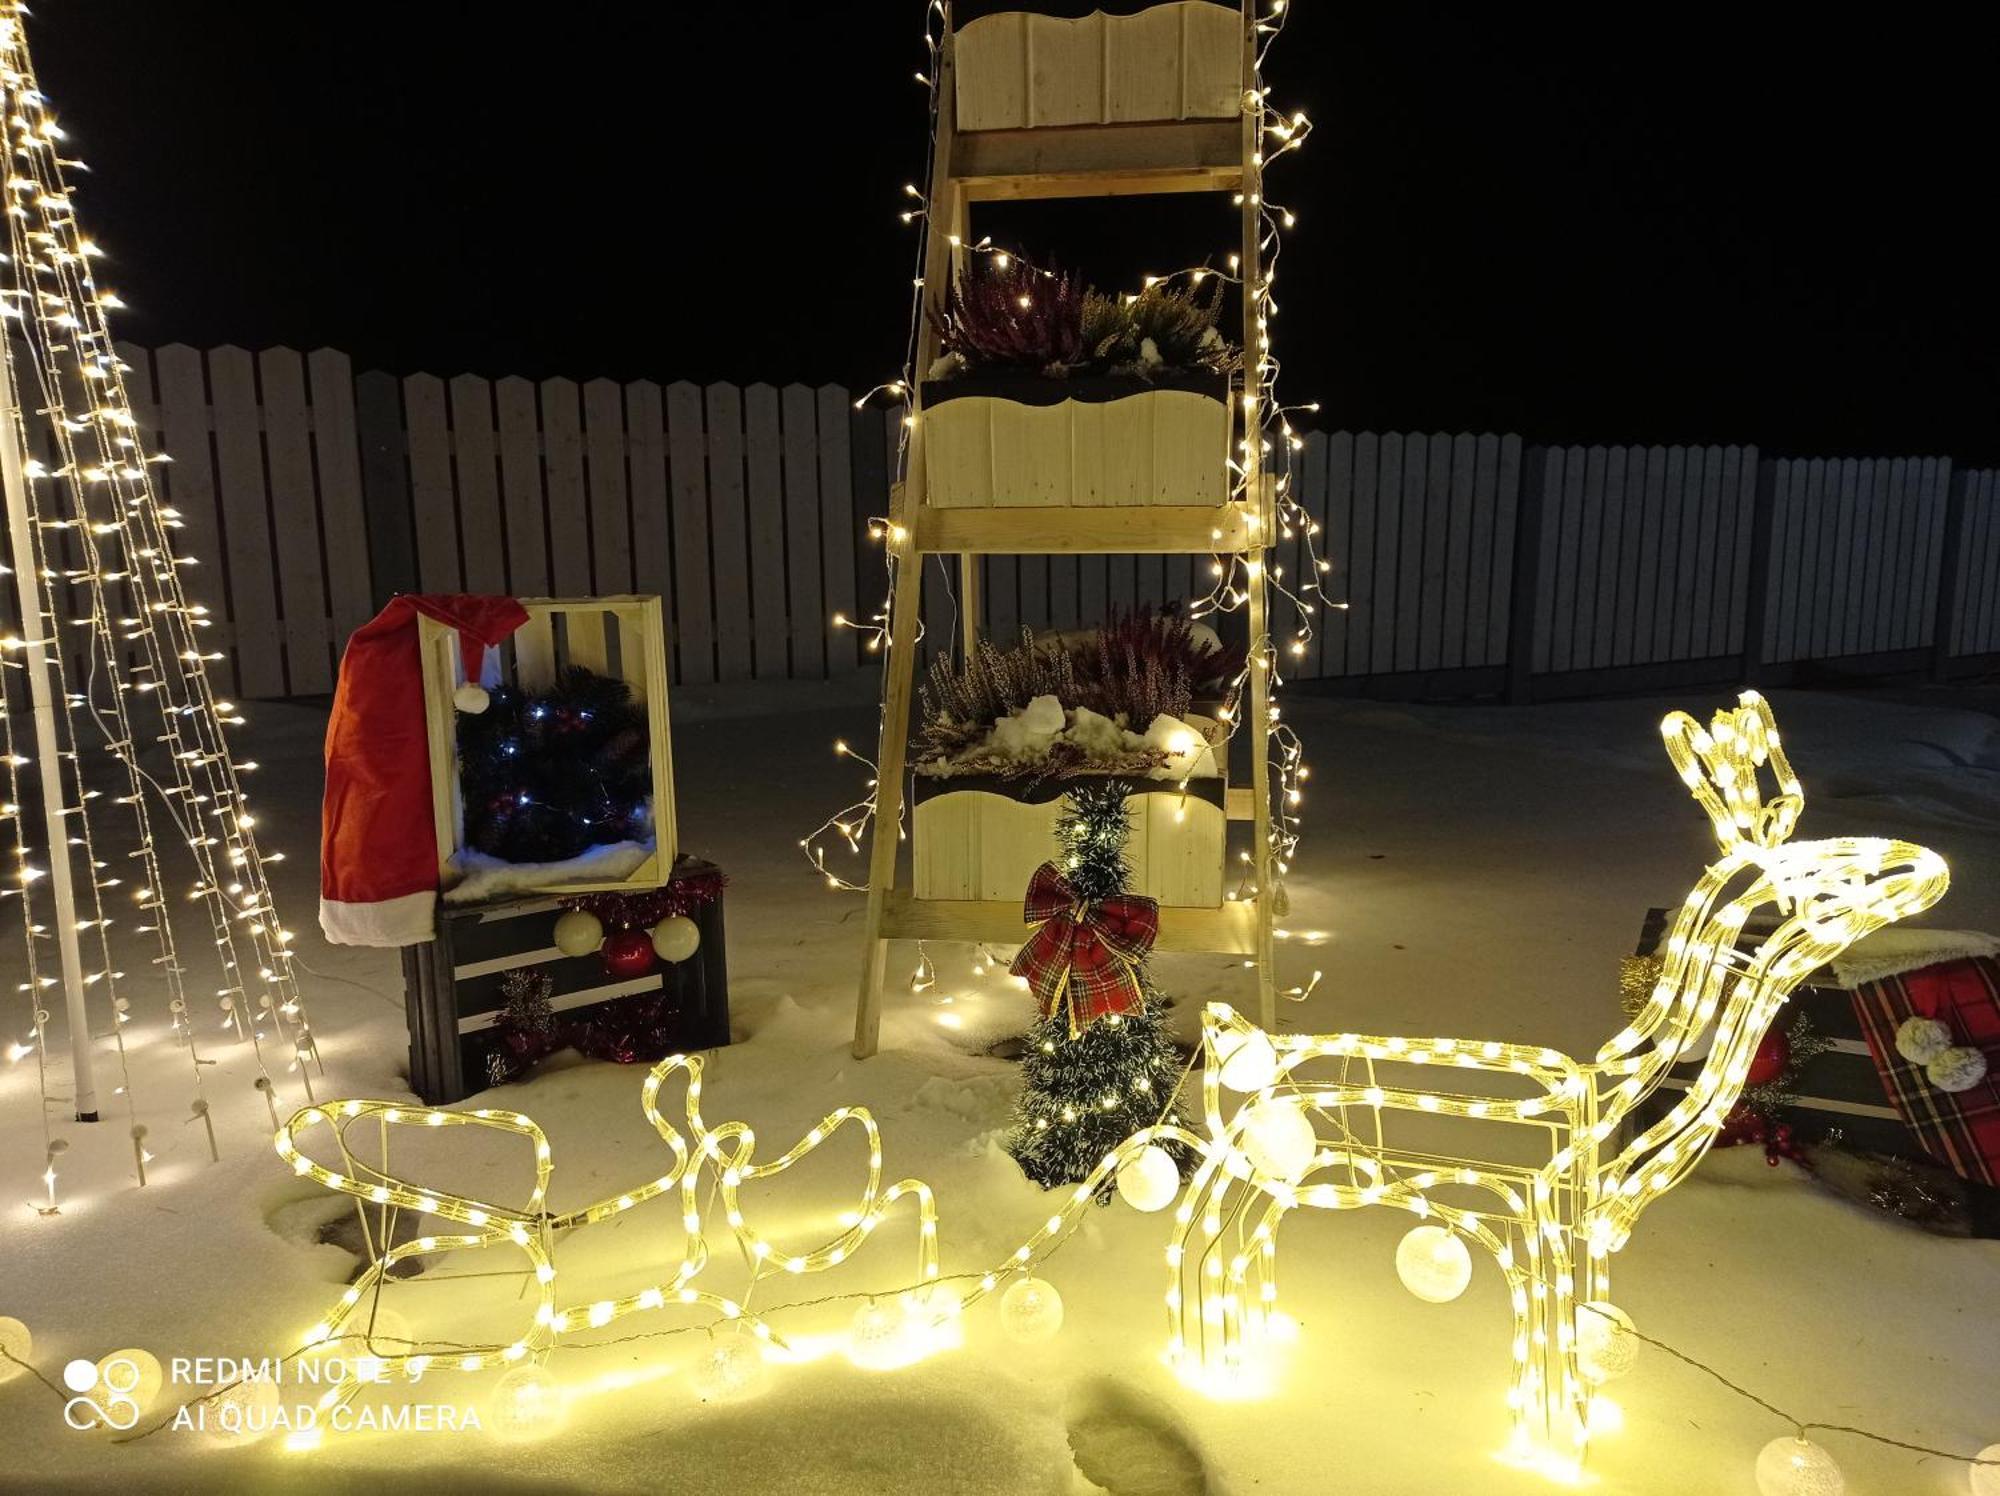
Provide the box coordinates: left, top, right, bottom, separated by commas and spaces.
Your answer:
274, 693, 1946, 1475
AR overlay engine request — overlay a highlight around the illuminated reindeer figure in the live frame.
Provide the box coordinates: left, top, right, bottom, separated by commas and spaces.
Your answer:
1145, 693, 1947, 1472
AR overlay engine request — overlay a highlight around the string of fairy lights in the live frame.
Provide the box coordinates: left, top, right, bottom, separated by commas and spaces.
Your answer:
802, 0, 1326, 912
0, 8, 318, 1206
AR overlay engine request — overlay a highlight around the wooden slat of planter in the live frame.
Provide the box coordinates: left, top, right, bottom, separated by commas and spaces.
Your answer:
883, 889, 1256, 953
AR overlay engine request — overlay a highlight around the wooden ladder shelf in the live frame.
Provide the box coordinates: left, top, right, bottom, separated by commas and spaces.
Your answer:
852, 0, 1279, 1057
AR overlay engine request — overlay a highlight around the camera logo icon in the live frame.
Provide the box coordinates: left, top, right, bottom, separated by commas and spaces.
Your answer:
62, 1355, 144, 1431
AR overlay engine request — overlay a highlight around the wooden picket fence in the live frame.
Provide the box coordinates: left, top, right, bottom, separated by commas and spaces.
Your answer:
68, 343, 2000, 703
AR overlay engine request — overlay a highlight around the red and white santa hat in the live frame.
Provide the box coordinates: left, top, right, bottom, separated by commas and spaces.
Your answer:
319, 594, 528, 947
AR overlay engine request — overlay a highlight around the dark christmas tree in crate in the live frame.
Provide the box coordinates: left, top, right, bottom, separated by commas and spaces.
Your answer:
1006, 781, 1191, 1189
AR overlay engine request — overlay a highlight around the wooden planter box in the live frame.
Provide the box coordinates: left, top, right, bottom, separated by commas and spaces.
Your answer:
401, 857, 730, 1106
954, 2, 1244, 132
921, 373, 1230, 509
418, 596, 676, 896
912, 775, 1226, 908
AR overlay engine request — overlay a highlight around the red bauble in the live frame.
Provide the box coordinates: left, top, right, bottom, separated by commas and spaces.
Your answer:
601, 928, 657, 979
1746, 1027, 1790, 1087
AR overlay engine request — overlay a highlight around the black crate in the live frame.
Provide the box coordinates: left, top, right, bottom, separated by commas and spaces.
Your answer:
401, 856, 730, 1105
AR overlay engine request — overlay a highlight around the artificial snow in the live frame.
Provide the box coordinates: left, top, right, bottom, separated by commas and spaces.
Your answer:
442, 840, 654, 904
922, 699, 1220, 782
2, 684, 1998, 1494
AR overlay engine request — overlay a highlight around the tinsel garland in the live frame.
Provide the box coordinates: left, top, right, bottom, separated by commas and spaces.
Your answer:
487, 966, 690, 1083
560, 867, 727, 931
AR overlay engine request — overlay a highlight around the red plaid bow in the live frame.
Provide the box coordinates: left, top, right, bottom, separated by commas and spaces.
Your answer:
1009, 862, 1159, 1037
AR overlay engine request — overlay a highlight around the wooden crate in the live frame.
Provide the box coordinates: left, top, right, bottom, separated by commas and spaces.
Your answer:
1630, 907, 2000, 1196
912, 777, 1226, 908
922, 376, 1230, 510
401, 857, 730, 1105
418, 596, 676, 895
954, 2, 1244, 132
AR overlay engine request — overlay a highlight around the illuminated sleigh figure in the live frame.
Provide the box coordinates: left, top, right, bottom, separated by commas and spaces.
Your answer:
274, 1053, 942, 1419
1141, 693, 1947, 1472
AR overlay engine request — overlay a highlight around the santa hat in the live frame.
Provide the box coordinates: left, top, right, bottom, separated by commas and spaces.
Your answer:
320, 594, 530, 947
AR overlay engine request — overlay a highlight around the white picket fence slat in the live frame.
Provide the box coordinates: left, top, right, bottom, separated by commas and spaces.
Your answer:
77, 347, 1993, 703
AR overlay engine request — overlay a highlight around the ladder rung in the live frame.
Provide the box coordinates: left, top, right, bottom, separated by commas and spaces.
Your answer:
951, 120, 1244, 202
914, 501, 1259, 556
881, 889, 1261, 955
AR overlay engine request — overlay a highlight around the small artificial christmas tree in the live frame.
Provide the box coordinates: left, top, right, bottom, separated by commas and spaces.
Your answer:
1006, 781, 1191, 1189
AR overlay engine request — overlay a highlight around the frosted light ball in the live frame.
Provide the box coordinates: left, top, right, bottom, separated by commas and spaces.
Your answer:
207, 1373, 282, 1445
552, 909, 604, 957
0, 1316, 30, 1383
1216, 1028, 1279, 1092
1754, 1436, 1844, 1496
999, 1278, 1064, 1344
453, 682, 491, 714
691, 1325, 766, 1400
97, 1348, 164, 1414
651, 915, 701, 964
1241, 1098, 1317, 1183
847, 1298, 912, 1371
1396, 1225, 1473, 1304
491, 1364, 564, 1440
1116, 1145, 1182, 1212
1576, 1301, 1638, 1384
1968, 1444, 2000, 1496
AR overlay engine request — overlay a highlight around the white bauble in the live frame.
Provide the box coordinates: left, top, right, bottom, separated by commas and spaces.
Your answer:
552, 909, 605, 957
1215, 1028, 1279, 1092
207, 1373, 281, 1445
1968, 1443, 2000, 1496
1115, 1145, 1181, 1213
1894, 1016, 1953, 1065
1576, 1301, 1638, 1384
1240, 1098, 1316, 1183
453, 682, 491, 714
97, 1348, 164, 1414
1396, 1225, 1473, 1304
491, 1364, 563, 1440
1928, 1046, 1989, 1094
1754, 1436, 1844, 1496
999, 1278, 1064, 1344
651, 915, 701, 964
691, 1325, 766, 1400
0, 1316, 29, 1382
846, 1298, 912, 1371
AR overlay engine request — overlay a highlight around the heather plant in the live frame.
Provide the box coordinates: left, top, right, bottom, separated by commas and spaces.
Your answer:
929, 258, 1086, 373
1072, 605, 1246, 709
932, 257, 1237, 380
916, 631, 1077, 758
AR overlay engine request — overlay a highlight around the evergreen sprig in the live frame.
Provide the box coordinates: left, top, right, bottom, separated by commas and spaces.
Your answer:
1005, 781, 1194, 1190
457, 666, 652, 864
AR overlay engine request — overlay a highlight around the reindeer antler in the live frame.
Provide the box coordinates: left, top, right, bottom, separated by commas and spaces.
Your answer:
1660, 689, 1803, 852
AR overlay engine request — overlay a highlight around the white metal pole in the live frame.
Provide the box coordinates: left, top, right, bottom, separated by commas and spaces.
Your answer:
0, 332, 99, 1120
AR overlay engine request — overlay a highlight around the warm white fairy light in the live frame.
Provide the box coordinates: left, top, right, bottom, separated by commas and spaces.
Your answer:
277, 1050, 944, 1416
0, 5, 316, 1182
802, 0, 1325, 914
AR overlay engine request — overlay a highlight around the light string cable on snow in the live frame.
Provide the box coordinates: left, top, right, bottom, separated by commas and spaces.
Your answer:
802, 1, 1328, 913
0, 23, 317, 1115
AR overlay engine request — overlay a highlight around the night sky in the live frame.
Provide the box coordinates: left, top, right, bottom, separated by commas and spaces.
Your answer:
28, 2, 1998, 462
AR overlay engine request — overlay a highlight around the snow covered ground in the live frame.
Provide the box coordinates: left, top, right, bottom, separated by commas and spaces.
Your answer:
2, 681, 1998, 1494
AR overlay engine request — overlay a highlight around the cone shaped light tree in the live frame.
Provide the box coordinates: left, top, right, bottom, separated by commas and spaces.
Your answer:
0, 6, 316, 1200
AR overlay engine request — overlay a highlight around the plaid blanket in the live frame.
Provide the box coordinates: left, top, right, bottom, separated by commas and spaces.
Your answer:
1850, 956, 2000, 1187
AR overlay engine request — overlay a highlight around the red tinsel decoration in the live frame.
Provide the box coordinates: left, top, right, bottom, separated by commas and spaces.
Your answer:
561, 867, 727, 932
